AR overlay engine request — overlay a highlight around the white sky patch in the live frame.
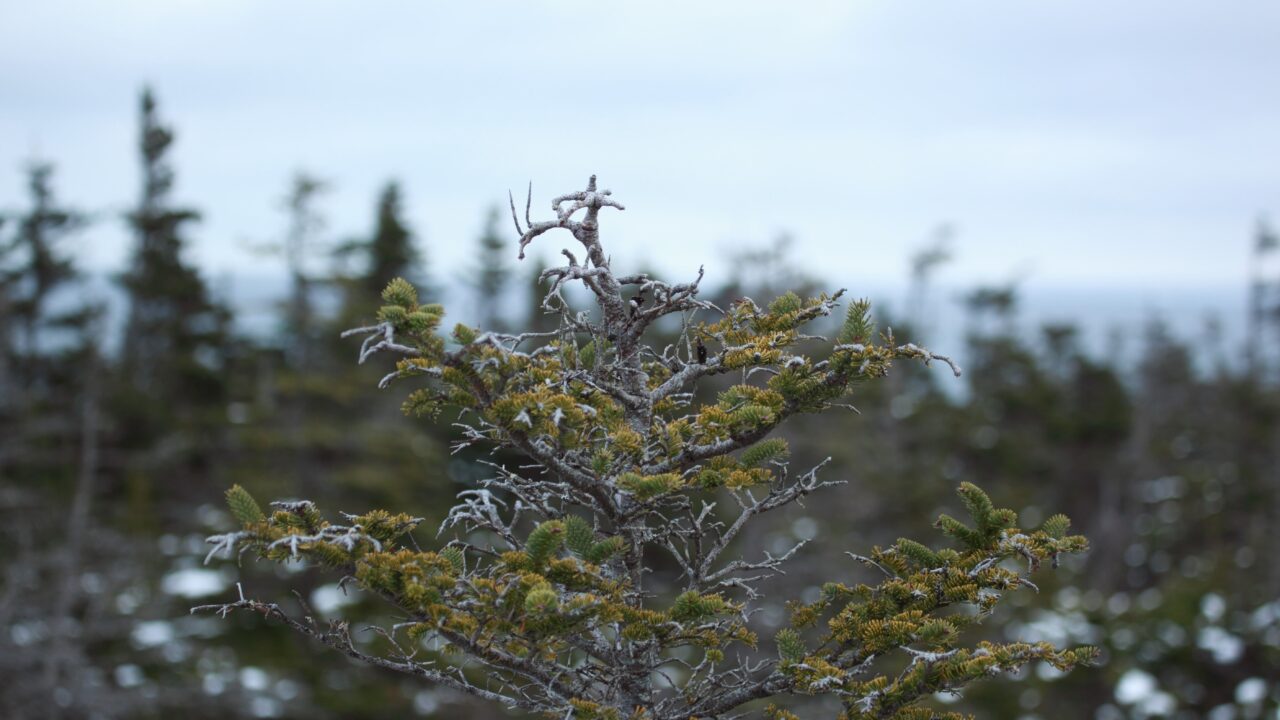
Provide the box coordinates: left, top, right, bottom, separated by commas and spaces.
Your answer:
1115, 668, 1157, 704
161, 567, 229, 598
239, 667, 270, 692
1201, 592, 1227, 622
1234, 677, 1267, 705
131, 620, 175, 648
310, 583, 359, 615
1114, 668, 1177, 716
1197, 626, 1245, 665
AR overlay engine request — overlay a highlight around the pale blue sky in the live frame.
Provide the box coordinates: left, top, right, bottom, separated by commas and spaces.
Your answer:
3, 1, 1278, 307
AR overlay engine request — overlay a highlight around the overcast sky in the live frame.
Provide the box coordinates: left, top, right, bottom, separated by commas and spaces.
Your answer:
3, 1, 1278, 311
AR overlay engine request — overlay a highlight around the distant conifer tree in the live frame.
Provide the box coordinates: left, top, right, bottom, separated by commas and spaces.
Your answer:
362, 181, 421, 299
8, 162, 83, 363
119, 88, 227, 401
469, 206, 512, 330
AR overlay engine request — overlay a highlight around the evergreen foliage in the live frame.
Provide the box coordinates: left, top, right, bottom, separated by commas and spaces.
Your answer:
470, 205, 513, 330
119, 88, 227, 395
361, 181, 420, 299
7, 162, 84, 357
201, 177, 1093, 718
274, 172, 328, 363
225, 484, 266, 526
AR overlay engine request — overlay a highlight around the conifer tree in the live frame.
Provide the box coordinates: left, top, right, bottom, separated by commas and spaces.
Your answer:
522, 250, 559, 334
7, 162, 83, 364
279, 172, 328, 364
0, 160, 97, 471
119, 87, 227, 401
0, 158, 170, 718
0, 215, 9, 410
115, 87, 231, 527
361, 181, 421, 300
201, 177, 1095, 718
247, 172, 330, 491
470, 205, 512, 331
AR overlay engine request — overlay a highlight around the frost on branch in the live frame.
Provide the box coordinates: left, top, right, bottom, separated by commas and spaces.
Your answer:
198, 177, 1093, 718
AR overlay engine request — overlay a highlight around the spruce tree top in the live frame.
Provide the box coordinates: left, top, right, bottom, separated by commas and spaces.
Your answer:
202, 177, 1094, 719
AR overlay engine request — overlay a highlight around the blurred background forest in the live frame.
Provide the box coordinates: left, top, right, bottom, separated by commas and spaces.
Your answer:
4, 3, 1280, 719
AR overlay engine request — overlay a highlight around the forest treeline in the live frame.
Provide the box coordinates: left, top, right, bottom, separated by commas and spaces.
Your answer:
1, 89, 1277, 718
